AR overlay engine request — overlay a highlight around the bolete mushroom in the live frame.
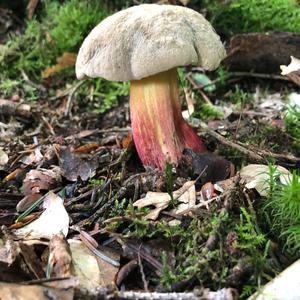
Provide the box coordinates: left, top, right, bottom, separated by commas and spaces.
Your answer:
76, 4, 226, 170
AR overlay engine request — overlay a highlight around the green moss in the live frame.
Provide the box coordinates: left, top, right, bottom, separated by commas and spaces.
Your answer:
0, 0, 110, 81
205, 0, 300, 36
50, 0, 110, 53
195, 102, 224, 121
263, 166, 300, 253
0, 18, 54, 80
284, 106, 300, 140
75, 78, 129, 114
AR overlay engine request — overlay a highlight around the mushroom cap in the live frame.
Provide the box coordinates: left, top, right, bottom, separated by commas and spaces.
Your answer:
76, 4, 226, 81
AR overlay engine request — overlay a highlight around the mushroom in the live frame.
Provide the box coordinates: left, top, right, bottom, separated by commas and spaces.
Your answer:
76, 4, 226, 170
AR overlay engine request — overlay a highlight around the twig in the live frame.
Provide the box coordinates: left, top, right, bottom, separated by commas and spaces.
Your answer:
227, 71, 289, 82
65, 80, 85, 116
111, 288, 238, 300
245, 145, 300, 164
188, 69, 290, 91
138, 243, 149, 292
200, 122, 300, 164
200, 122, 265, 163
21, 70, 46, 92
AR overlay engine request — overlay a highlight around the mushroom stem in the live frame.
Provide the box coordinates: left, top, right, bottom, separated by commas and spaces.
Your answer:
130, 68, 206, 169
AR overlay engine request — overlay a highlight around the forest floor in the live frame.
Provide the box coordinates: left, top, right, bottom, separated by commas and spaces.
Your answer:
0, 1, 300, 300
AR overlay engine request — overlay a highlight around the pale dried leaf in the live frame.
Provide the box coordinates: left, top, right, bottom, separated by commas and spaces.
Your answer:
133, 181, 196, 220
23, 167, 62, 195
240, 164, 292, 197
20, 147, 43, 166
14, 191, 69, 239
280, 56, 300, 75
172, 181, 196, 214
69, 240, 117, 289
48, 233, 72, 278
0, 148, 8, 168
42, 53, 77, 78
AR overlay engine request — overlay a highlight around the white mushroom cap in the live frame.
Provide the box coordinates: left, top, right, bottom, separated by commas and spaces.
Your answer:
76, 4, 226, 81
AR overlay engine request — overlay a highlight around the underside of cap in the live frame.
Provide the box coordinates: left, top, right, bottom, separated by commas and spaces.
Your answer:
76, 4, 226, 81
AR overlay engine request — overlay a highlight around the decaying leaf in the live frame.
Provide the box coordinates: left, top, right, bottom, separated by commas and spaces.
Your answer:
16, 194, 42, 213
59, 148, 98, 181
48, 233, 72, 278
19, 147, 43, 166
179, 150, 233, 183
14, 191, 69, 239
69, 239, 118, 289
26, 0, 39, 19
23, 167, 62, 195
201, 182, 215, 200
0, 282, 73, 300
240, 164, 293, 197
42, 53, 77, 78
280, 56, 300, 86
0, 228, 43, 281
280, 56, 300, 75
133, 181, 196, 220
0, 148, 8, 169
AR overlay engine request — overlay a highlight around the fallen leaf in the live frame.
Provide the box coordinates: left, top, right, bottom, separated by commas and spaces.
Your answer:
27, 0, 39, 19
48, 233, 72, 278
16, 194, 42, 213
74, 143, 99, 154
69, 239, 118, 289
133, 181, 196, 220
20, 147, 43, 166
288, 92, 300, 110
42, 53, 77, 78
280, 56, 300, 87
14, 191, 69, 239
23, 167, 62, 195
0, 148, 8, 169
0, 282, 73, 300
3, 168, 24, 182
240, 164, 294, 197
179, 149, 233, 183
280, 56, 300, 75
59, 148, 98, 181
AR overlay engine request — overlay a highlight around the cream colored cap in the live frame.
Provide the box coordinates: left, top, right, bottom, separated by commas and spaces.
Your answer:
76, 4, 226, 81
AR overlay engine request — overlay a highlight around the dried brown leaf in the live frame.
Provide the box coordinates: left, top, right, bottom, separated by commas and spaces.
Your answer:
42, 53, 77, 78
69, 239, 118, 289
26, 0, 39, 19
59, 148, 98, 181
48, 233, 72, 278
133, 181, 196, 220
23, 168, 62, 195
0, 148, 8, 169
0, 282, 74, 300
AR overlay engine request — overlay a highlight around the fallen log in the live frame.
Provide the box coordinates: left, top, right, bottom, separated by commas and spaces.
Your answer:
224, 32, 300, 74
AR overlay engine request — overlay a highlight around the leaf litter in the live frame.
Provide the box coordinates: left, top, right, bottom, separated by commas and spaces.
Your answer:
0, 5, 300, 299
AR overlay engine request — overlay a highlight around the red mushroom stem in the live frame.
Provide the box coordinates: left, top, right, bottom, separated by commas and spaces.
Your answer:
130, 68, 206, 169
